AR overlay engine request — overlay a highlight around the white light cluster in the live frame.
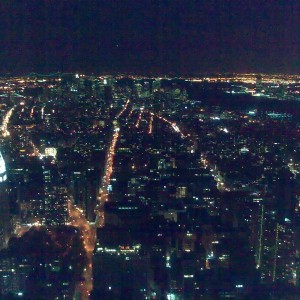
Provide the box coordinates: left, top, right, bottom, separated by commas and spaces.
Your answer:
0, 151, 6, 181
45, 147, 57, 158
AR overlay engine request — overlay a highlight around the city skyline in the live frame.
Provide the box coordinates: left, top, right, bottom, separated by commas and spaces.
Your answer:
1, 1, 300, 299
0, 73, 300, 299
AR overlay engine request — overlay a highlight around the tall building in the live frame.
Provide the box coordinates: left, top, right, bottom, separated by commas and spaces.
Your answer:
0, 150, 9, 249
0, 253, 31, 297
70, 168, 97, 222
258, 208, 295, 283
92, 228, 151, 300
42, 159, 68, 226
92, 79, 105, 98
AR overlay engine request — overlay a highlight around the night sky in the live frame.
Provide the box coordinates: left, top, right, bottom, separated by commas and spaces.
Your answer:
0, 0, 300, 75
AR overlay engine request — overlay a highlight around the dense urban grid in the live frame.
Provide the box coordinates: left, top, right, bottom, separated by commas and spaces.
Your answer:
0, 73, 300, 299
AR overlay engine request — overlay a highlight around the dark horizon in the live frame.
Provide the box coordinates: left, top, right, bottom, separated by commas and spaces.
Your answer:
1, 0, 300, 75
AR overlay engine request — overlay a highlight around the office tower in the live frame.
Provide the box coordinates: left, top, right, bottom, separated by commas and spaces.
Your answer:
92, 227, 151, 300
70, 171, 85, 207
92, 79, 105, 98
70, 169, 95, 219
258, 208, 295, 283
42, 159, 68, 226
0, 253, 31, 297
0, 150, 9, 249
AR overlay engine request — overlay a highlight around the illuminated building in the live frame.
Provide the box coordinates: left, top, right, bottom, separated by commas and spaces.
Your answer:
70, 171, 85, 207
92, 79, 105, 98
92, 228, 151, 299
70, 169, 97, 221
257, 172, 296, 283
104, 202, 149, 228
0, 150, 9, 249
0, 254, 31, 297
259, 210, 295, 283
45, 147, 57, 158
42, 160, 68, 226
176, 186, 187, 199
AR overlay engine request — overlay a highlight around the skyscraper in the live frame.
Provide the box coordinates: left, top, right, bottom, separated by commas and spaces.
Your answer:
92, 228, 151, 300
42, 159, 68, 226
0, 150, 9, 249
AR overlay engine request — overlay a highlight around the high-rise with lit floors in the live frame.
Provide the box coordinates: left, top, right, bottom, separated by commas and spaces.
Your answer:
42, 158, 68, 226
0, 150, 9, 249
